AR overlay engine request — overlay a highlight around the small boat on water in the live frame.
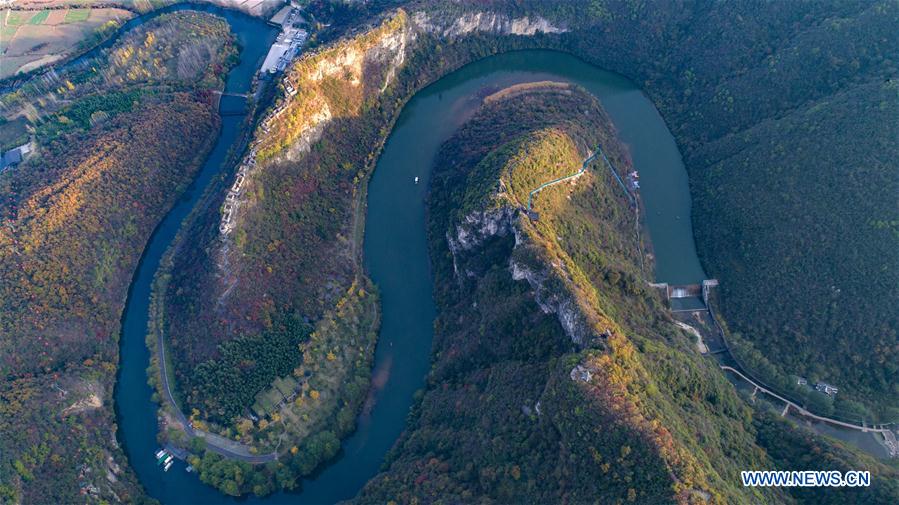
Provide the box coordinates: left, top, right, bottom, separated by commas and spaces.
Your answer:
414, 176, 419, 184
164, 460, 173, 472
186, 465, 195, 473
155, 449, 165, 460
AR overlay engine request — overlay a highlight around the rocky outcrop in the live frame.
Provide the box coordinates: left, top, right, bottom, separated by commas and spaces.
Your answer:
256, 11, 417, 162
509, 249, 592, 347
281, 101, 332, 161
447, 206, 518, 253
412, 10, 567, 38
445, 202, 593, 347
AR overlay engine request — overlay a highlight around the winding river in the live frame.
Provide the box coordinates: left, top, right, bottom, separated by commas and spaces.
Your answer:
112, 5, 278, 504
112, 19, 885, 504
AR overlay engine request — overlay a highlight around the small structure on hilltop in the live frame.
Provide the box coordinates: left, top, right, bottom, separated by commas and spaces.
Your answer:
570, 365, 593, 383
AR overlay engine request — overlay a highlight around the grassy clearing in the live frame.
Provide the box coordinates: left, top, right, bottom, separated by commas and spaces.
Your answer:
64, 9, 91, 23
4, 11, 30, 26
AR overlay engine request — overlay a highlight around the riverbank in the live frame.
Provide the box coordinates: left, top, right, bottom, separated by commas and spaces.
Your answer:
0, 8, 245, 503
356, 78, 790, 504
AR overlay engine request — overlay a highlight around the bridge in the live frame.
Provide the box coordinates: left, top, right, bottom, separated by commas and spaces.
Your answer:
212, 90, 249, 98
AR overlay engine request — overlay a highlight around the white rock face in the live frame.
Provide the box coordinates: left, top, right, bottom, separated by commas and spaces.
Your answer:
376, 26, 411, 91
444, 200, 591, 347
421, 11, 567, 37
275, 8, 563, 166
569, 364, 594, 383
310, 48, 365, 84
509, 254, 591, 347
509, 16, 566, 35
448, 206, 517, 251
275, 17, 417, 160
284, 102, 333, 161
446, 205, 518, 276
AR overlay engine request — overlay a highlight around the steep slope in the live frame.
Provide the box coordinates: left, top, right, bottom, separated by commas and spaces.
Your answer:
150, 2, 897, 498
690, 78, 898, 417
356, 84, 790, 504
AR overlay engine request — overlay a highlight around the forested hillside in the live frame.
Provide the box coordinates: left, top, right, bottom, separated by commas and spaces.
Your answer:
354, 81, 898, 505
356, 84, 715, 503
0, 12, 235, 503
588, 0, 899, 417
396, 0, 898, 417
690, 79, 898, 418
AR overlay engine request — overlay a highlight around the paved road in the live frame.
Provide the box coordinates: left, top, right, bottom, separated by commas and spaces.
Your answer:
720, 365, 892, 434
527, 148, 598, 211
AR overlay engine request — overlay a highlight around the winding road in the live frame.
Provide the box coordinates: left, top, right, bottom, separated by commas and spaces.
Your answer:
720, 365, 894, 437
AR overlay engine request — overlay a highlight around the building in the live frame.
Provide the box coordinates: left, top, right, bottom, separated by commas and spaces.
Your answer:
259, 26, 308, 74
797, 377, 808, 386
815, 382, 838, 396
1, 142, 32, 170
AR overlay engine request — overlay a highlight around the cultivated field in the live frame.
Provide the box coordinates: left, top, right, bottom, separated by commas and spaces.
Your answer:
1, 7, 133, 79
0, 0, 282, 78
11, 0, 285, 17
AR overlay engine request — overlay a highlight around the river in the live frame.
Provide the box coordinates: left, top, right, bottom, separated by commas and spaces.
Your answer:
113, 27, 881, 504
112, 5, 278, 504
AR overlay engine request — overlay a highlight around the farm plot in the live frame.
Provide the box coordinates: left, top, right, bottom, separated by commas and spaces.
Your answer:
1, 7, 133, 79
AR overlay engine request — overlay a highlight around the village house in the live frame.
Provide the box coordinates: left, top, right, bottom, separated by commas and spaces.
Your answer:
815, 382, 838, 396
0, 142, 32, 171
